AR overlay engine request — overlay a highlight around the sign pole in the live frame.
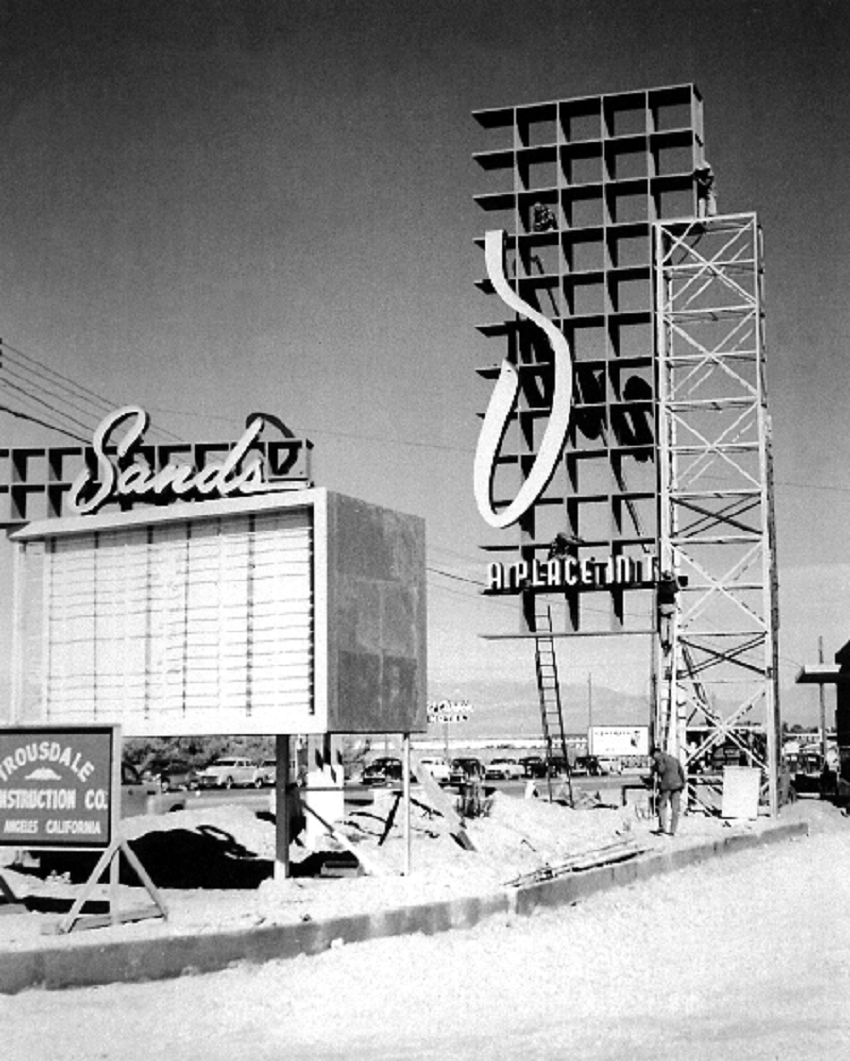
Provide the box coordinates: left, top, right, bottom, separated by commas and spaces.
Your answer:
9, 541, 25, 724
109, 728, 122, 924
819, 637, 828, 762
275, 734, 291, 880
402, 732, 411, 876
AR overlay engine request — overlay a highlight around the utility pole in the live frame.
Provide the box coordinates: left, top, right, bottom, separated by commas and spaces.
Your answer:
587, 672, 593, 754
819, 636, 828, 761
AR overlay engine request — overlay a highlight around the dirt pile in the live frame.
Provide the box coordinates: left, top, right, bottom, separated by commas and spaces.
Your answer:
0, 786, 806, 951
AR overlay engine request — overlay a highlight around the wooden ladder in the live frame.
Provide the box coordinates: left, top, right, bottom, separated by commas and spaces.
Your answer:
534, 606, 574, 805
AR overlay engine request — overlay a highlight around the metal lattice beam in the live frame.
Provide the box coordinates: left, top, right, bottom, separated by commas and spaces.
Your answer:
654, 213, 780, 813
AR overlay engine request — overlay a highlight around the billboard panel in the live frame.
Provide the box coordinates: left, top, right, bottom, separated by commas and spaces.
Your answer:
589, 725, 649, 758
10, 489, 427, 736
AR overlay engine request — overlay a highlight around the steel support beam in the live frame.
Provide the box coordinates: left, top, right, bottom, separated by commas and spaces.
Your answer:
654, 213, 781, 813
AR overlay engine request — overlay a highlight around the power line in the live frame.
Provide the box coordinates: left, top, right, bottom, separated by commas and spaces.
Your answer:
0, 339, 184, 446
0, 375, 96, 437
0, 403, 88, 443
0, 339, 115, 412
427, 565, 484, 588
143, 403, 470, 454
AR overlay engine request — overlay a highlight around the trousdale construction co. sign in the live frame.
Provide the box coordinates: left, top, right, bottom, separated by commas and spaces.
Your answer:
0, 726, 117, 849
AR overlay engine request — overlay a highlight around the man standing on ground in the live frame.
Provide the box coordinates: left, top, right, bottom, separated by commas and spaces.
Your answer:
650, 747, 686, 836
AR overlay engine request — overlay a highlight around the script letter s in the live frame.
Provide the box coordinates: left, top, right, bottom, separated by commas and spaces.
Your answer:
473, 230, 573, 529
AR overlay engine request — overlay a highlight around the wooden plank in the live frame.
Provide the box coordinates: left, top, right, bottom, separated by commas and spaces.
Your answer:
504, 840, 646, 887
405, 749, 476, 852
50, 832, 168, 935
43, 906, 163, 935
300, 800, 382, 876
0, 871, 25, 914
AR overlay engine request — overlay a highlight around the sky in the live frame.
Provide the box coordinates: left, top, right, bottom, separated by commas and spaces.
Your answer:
0, 0, 848, 733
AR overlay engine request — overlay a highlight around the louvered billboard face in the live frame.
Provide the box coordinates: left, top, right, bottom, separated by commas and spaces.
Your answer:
32, 506, 315, 735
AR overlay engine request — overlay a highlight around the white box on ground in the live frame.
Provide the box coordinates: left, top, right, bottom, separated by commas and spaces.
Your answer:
302, 736, 345, 849
721, 766, 761, 820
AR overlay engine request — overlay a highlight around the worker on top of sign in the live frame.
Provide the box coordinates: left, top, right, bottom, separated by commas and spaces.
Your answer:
695, 160, 717, 218
547, 531, 582, 559
531, 201, 558, 232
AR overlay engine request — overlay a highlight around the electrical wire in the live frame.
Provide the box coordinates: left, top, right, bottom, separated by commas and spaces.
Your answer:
0, 354, 115, 428
0, 339, 185, 445
0, 374, 99, 438
0, 403, 88, 443
1, 340, 113, 409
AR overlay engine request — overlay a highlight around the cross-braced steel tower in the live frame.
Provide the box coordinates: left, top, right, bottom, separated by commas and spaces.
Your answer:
654, 213, 780, 813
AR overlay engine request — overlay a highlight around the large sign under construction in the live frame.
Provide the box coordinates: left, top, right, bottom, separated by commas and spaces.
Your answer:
472, 84, 780, 812
472, 84, 707, 635
5, 411, 427, 738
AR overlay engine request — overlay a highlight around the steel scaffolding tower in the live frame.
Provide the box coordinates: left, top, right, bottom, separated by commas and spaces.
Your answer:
653, 213, 780, 813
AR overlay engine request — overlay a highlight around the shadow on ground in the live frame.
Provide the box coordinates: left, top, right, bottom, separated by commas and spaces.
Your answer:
28, 824, 273, 891
13, 809, 358, 917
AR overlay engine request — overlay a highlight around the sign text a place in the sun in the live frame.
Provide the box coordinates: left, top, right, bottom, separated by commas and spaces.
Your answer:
485, 553, 659, 595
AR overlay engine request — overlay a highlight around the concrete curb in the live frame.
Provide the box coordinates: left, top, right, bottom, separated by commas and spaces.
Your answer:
0, 820, 808, 994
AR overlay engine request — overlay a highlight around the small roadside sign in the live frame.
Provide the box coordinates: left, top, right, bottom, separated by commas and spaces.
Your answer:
427, 699, 472, 725
0, 725, 118, 850
0, 723, 169, 934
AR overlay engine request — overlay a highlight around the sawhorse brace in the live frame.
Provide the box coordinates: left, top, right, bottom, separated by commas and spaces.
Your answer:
45, 836, 168, 935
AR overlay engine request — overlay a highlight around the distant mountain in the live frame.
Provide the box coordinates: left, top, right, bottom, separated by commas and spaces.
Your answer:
427, 677, 650, 739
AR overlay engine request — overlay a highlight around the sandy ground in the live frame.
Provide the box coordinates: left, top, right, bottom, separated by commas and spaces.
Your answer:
0, 781, 786, 949
0, 797, 844, 1060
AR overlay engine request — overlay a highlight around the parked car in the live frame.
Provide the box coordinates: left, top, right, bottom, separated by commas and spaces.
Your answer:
450, 757, 484, 785
697, 742, 745, 773
519, 755, 547, 779
258, 758, 277, 786
572, 755, 604, 777
547, 756, 569, 778
793, 751, 825, 795
141, 756, 200, 791
196, 756, 264, 789
418, 756, 451, 784
362, 757, 403, 786
484, 758, 524, 781
122, 762, 187, 817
